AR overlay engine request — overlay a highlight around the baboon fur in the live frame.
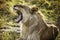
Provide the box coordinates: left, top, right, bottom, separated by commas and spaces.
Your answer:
13, 5, 59, 40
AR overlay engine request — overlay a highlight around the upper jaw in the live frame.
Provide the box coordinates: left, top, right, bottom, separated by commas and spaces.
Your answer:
13, 6, 19, 10
13, 6, 20, 13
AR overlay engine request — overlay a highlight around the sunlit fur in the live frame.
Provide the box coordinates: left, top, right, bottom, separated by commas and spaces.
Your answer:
14, 5, 58, 40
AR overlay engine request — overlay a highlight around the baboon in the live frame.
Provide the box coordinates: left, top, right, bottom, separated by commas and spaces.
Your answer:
13, 5, 59, 40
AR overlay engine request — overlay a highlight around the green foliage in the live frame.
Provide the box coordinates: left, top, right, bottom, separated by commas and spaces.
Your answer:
0, 0, 59, 40
0, 32, 20, 40
29, 0, 60, 23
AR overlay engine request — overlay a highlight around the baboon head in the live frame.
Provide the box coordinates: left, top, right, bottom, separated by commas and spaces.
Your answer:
13, 5, 31, 23
13, 5, 38, 23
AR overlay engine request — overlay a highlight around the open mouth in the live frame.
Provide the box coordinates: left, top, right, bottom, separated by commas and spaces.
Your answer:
13, 5, 23, 23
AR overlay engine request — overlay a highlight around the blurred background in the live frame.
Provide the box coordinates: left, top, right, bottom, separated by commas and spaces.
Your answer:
0, 0, 59, 40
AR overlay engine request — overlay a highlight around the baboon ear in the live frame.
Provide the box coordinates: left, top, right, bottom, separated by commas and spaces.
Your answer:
30, 7, 38, 14
31, 7, 38, 12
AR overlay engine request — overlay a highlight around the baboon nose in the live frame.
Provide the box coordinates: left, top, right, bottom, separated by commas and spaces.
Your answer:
13, 5, 18, 10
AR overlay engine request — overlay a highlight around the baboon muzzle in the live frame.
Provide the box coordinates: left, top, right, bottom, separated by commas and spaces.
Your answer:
13, 5, 23, 23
